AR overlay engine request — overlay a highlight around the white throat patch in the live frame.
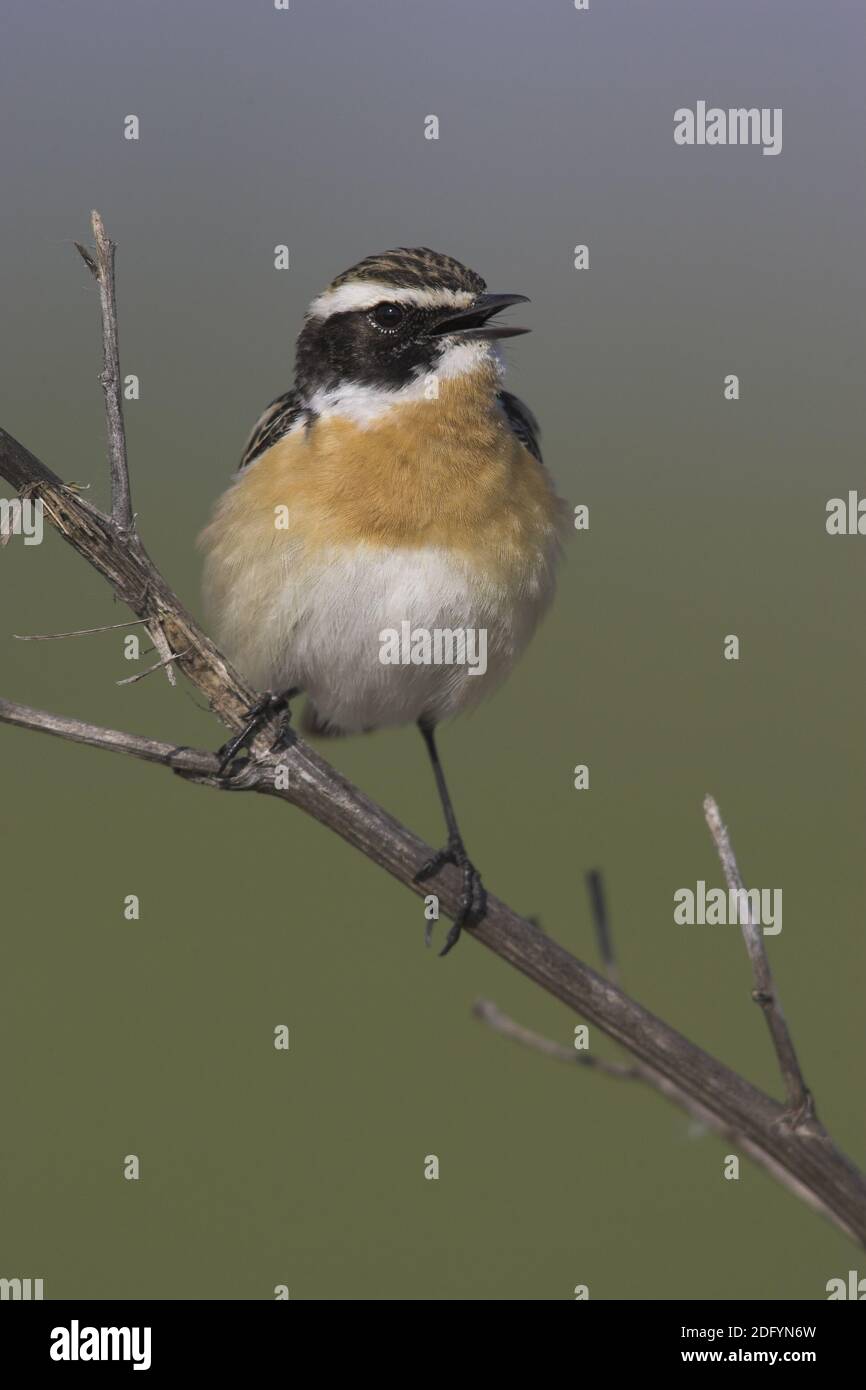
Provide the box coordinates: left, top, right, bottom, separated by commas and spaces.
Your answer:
306, 341, 503, 429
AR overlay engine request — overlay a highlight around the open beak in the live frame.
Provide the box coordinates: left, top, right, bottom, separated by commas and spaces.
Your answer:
427, 292, 530, 341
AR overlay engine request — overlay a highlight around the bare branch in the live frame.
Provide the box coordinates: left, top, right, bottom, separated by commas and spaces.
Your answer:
0, 697, 222, 778
88, 210, 133, 534
473, 994, 853, 1238
703, 795, 815, 1126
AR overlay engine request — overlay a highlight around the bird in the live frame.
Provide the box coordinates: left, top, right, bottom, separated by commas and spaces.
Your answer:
199, 247, 567, 954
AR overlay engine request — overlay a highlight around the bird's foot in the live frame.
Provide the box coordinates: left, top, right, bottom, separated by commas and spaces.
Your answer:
217, 690, 295, 777
414, 836, 487, 957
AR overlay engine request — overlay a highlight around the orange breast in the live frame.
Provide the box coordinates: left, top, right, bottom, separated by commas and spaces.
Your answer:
202, 366, 563, 590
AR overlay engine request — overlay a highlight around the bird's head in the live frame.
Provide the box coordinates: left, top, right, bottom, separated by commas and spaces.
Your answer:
294, 247, 529, 404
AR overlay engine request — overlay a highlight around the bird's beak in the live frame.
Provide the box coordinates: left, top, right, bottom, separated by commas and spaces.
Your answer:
426, 293, 531, 340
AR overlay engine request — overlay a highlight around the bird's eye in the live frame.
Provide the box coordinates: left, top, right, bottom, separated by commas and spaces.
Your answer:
370, 302, 405, 331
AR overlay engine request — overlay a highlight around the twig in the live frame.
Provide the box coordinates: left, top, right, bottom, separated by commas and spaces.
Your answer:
473, 999, 639, 1077
703, 795, 816, 1126
14, 619, 150, 641
586, 868, 618, 986
116, 647, 190, 685
0, 698, 221, 777
146, 619, 181, 686
1, 214, 865, 1247
476, 886, 844, 1226
472, 993, 844, 1233
78, 210, 133, 534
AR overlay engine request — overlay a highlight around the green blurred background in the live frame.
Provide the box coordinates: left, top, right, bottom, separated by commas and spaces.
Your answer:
1, 0, 864, 1299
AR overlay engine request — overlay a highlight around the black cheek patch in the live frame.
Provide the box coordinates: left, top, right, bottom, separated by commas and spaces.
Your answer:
296, 313, 440, 395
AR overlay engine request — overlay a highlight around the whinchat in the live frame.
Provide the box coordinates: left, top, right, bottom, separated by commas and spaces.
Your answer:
200, 247, 566, 953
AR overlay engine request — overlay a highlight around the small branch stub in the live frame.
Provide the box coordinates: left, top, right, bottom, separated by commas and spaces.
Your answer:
703, 794, 817, 1130
87, 210, 134, 535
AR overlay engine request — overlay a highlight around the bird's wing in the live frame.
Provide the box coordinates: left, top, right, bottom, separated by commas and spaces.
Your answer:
498, 389, 542, 463
238, 389, 307, 472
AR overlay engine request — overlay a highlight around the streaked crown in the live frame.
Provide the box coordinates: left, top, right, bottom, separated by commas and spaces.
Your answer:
328, 247, 486, 297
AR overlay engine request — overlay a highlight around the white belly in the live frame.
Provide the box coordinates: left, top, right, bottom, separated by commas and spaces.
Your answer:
217, 543, 553, 734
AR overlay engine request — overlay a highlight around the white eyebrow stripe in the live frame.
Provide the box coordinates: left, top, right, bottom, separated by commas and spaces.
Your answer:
307, 281, 477, 319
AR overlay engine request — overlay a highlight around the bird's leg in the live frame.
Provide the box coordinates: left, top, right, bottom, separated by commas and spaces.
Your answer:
217, 687, 299, 776
413, 719, 487, 956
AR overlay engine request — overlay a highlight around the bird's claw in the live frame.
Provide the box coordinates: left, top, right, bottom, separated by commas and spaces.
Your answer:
415, 837, 487, 957
216, 692, 293, 778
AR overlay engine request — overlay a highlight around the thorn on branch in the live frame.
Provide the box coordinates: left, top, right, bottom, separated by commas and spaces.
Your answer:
74, 241, 99, 278
116, 648, 190, 686
586, 867, 619, 985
